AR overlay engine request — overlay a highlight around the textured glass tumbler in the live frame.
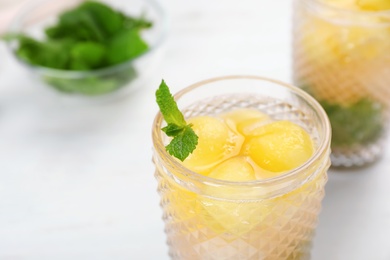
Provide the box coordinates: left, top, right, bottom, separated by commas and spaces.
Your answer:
293, 0, 390, 167
152, 76, 331, 259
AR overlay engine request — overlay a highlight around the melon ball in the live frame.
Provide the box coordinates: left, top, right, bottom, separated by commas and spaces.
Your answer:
245, 121, 314, 172
208, 156, 256, 182
356, 0, 390, 10
221, 108, 269, 134
183, 116, 231, 174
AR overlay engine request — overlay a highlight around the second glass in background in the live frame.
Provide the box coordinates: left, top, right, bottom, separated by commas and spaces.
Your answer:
293, 0, 390, 167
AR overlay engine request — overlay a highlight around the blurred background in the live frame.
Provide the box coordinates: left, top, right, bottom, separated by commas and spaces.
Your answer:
0, 0, 389, 259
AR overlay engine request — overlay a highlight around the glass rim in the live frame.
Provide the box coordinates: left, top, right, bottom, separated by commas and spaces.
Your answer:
301, 0, 390, 16
6, 0, 168, 79
304, 0, 390, 15
152, 75, 331, 188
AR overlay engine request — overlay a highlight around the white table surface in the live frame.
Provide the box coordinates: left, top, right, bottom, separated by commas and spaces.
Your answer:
1, 0, 389, 259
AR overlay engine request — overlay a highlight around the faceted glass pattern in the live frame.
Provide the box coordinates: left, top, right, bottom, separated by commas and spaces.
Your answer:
292, 0, 390, 167
155, 168, 327, 260
154, 92, 330, 260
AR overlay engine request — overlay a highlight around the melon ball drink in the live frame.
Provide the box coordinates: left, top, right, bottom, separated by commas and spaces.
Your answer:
293, 0, 390, 167
152, 76, 331, 259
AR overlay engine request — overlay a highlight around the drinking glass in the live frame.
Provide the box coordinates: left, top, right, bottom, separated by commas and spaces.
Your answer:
293, 0, 390, 167
152, 76, 331, 259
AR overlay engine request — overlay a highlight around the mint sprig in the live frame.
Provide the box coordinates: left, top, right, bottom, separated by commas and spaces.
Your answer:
156, 80, 198, 161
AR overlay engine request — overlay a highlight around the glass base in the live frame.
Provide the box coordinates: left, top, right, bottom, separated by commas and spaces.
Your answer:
330, 140, 384, 168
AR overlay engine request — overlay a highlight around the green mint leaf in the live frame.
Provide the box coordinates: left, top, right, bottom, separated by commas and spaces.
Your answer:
70, 41, 106, 69
299, 84, 384, 146
106, 29, 148, 65
123, 15, 153, 30
15, 36, 74, 69
156, 80, 198, 161
165, 125, 199, 162
156, 80, 187, 127
321, 99, 383, 146
1, 33, 22, 41
46, 9, 105, 42
79, 1, 124, 36
162, 123, 185, 137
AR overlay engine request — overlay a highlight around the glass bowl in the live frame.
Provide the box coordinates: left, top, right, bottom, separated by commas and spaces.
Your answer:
6, 0, 166, 101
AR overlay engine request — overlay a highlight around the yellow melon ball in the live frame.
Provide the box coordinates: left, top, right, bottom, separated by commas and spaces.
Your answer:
300, 17, 379, 65
221, 108, 269, 134
357, 0, 390, 10
245, 121, 314, 172
208, 156, 256, 182
242, 120, 292, 137
325, 0, 360, 9
183, 116, 230, 174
